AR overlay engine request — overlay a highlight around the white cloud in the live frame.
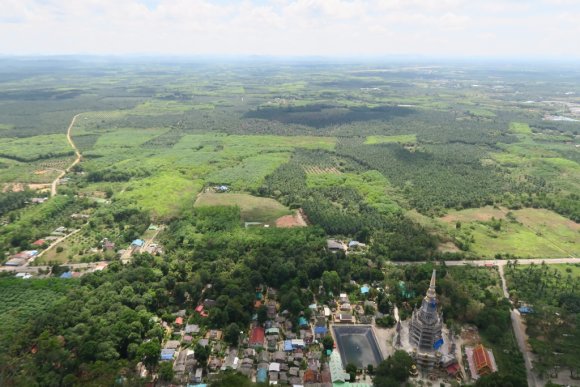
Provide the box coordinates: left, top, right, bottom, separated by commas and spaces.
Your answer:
0, 0, 577, 58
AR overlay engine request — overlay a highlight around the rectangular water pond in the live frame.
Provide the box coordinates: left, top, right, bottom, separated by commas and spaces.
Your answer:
332, 325, 384, 368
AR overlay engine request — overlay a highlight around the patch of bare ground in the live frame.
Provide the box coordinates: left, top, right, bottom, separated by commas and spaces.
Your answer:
437, 241, 461, 253
441, 206, 506, 223
303, 166, 341, 174
2, 183, 52, 192
275, 209, 308, 228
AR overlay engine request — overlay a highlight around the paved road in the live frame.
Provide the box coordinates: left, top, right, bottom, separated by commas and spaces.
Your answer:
50, 113, 82, 197
0, 262, 102, 274
30, 228, 82, 263
497, 264, 538, 387
392, 258, 579, 267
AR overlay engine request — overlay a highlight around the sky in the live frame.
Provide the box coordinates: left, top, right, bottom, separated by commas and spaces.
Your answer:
1, 0, 579, 59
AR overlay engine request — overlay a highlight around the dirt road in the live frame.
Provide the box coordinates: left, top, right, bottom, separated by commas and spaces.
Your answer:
50, 113, 82, 197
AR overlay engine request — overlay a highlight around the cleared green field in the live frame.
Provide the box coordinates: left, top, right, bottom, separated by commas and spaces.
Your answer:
547, 263, 580, 278
195, 192, 292, 223
441, 206, 579, 258
467, 222, 568, 258
175, 133, 336, 151
467, 108, 496, 117
92, 127, 171, 149
118, 172, 204, 219
306, 170, 402, 214
442, 206, 506, 223
207, 153, 291, 191
364, 134, 417, 145
0, 134, 72, 161
509, 122, 532, 135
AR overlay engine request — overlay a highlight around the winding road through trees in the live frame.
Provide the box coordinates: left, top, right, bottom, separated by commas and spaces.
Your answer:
50, 113, 82, 197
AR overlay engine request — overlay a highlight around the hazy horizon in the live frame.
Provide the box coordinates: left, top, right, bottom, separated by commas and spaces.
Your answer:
2, 0, 579, 60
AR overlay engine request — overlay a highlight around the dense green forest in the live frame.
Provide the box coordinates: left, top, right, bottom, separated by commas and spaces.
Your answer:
505, 262, 579, 379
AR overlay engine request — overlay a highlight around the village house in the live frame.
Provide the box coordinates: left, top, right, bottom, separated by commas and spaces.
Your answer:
185, 324, 201, 334
327, 239, 347, 252
335, 313, 354, 323
249, 326, 265, 349
205, 329, 223, 341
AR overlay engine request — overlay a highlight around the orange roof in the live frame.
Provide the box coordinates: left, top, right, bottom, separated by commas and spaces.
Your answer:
254, 300, 262, 309
175, 317, 184, 325
249, 326, 265, 345
473, 344, 492, 375
304, 369, 319, 383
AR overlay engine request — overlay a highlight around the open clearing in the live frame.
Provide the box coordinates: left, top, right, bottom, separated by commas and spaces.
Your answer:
441, 206, 580, 258
118, 173, 204, 220
195, 192, 292, 223
364, 134, 417, 145
275, 210, 308, 228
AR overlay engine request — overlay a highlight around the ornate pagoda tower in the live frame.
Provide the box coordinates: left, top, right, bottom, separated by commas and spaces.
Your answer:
408, 270, 443, 368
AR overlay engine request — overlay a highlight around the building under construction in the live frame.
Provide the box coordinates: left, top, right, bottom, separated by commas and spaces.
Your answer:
408, 270, 444, 369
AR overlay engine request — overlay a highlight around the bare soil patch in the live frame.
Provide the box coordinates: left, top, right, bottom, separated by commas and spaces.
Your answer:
437, 241, 461, 253
275, 209, 308, 228
2, 183, 51, 192
303, 166, 341, 174
441, 206, 506, 223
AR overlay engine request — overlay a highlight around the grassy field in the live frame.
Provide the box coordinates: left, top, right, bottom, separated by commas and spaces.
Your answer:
509, 122, 533, 135
306, 170, 402, 214
194, 192, 292, 223
118, 172, 204, 220
207, 152, 291, 191
364, 134, 417, 144
441, 206, 580, 258
540, 263, 580, 278
0, 134, 73, 161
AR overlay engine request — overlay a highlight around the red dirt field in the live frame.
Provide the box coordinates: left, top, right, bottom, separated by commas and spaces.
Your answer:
275, 210, 308, 228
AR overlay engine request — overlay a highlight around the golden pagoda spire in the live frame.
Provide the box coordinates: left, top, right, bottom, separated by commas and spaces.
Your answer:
425, 269, 436, 300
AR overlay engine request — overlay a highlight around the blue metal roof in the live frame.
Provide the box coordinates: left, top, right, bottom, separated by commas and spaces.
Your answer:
60, 272, 73, 279
132, 239, 145, 247
314, 326, 327, 335
361, 286, 370, 294
160, 348, 175, 360
298, 317, 308, 326
257, 368, 268, 383
284, 340, 293, 351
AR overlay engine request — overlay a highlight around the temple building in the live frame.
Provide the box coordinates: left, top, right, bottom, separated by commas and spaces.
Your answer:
465, 344, 497, 379
408, 270, 443, 369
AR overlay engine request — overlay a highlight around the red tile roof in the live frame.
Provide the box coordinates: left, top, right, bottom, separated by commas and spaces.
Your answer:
249, 326, 265, 346
473, 344, 492, 376
32, 239, 45, 246
446, 363, 460, 375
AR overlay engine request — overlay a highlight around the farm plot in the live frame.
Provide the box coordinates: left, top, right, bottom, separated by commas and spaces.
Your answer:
118, 172, 204, 220
206, 153, 291, 191
303, 166, 341, 174
441, 206, 580, 258
0, 134, 73, 162
195, 193, 292, 224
